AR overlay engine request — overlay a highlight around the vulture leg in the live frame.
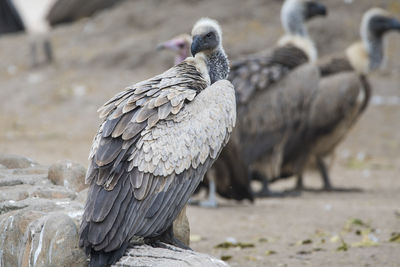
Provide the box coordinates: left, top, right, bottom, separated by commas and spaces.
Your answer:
199, 169, 217, 208
30, 41, 39, 67
251, 170, 279, 198
254, 173, 271, 198
44, 38, 53, 63
152, 225, 192, 250
316, 156, 332, 191
295, 174, 304, 190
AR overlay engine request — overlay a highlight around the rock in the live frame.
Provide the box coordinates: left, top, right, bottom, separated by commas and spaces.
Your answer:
76, 188, 89, 203
0, 154, 219, 267
0, 200, 28, 215
0, 211, 87, 267
113, 244, 229, 267
173, 206, 190, 246
48, 160, 87, 192
0, 185, 30, 202
0, 154, 37, 169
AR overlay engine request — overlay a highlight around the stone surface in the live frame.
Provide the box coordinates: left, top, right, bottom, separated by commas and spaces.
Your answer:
114, 244, 229, 267
48, 160, 88, 192
0, 154, 37, 169
0, 155, 220, 267
174, 206, 190, 246
0, 211, 87, 267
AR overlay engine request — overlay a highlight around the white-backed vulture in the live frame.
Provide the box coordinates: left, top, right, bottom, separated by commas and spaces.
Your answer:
158, 0, 327, 200
158, 34, 254, 206
291, 8, 400, 190
229, 0, 326, 197
79, 18, 236, 267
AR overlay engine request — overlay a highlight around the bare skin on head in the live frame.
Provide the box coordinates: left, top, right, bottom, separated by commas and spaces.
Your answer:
157, 34, 191, 65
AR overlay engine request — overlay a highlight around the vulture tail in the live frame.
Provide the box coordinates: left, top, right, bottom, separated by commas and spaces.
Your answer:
89, 242, 129, 267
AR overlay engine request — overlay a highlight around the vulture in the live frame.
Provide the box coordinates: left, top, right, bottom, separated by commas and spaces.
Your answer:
3, 0, 57, 66
293, 8, 400, 190
79, 18, 236, 267
229, 0, 326, 197
0, 0, 24, 34
158, 0, 327, 200
0, 0, 121, 66
158, 34, 253, 206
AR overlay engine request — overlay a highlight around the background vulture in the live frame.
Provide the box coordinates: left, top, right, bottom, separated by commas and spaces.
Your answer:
228, 0, 326, 197
294, 8, 400, 190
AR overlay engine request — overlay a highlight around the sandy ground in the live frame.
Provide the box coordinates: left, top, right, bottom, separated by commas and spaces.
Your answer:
0, 0, 399, 266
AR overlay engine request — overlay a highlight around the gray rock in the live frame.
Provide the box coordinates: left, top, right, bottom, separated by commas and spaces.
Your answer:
113, 244, 229, 267
0, 185, 30, 202
48, 160, 87, 192
0, 155, 219, 267
12, 165, 49, 175
75, 188, 89, 204
0, 210, 87, 267
173, 206, 190, 246
0, 200, 28, 215
0, 154, 37, 169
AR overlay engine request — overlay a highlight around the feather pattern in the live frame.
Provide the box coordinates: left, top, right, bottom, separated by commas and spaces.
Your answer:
229, 44, 308, 104
80, 59, 236, 260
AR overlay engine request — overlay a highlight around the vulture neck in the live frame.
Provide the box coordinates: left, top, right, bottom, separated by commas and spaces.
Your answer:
363, 34, 384, 71
201, 48, 229, 84
346, 35, 384, 75
279, 11, 316, 61
281, 7, 307, 37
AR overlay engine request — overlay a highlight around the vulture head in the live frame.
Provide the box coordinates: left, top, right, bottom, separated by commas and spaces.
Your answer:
157, 34, 191, 65
360, 8, 400, 70
281, 0, 327, 36
190, 18, 229, 84
361, 8, 400, 44
191, 18, 223, 57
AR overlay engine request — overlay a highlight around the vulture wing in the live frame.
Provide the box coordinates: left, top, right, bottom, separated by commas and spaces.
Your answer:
318, 55, 354, 77
307, 71, 370, 156
235, 63, 319, 169
229, 44, 309, 105
80, 61, 236, 258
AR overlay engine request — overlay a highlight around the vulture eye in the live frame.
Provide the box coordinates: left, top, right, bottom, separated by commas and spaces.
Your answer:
178, 43, 185, 49
206, 32, 213, 38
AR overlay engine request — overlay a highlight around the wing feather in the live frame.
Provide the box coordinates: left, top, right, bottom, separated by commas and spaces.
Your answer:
229, 44, 309, 104
80, 61, 235, 258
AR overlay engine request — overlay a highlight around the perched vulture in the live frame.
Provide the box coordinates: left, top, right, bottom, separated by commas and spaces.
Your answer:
292, 8, 400, 189
79, 18, 236, 267
158, 34, 253, 206
229, 0, 326, 197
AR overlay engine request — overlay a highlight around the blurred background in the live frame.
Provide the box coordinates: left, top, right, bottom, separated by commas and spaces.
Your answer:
0, 0, 399, 266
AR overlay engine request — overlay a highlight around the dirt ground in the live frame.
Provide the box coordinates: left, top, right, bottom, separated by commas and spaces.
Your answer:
0, 0, 399, 266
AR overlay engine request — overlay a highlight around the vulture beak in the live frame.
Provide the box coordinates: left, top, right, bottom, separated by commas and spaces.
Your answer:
157, 39, 178, 51
306, 2, 327, 19
191, 35, 202, 57
389, 17, 400, 31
